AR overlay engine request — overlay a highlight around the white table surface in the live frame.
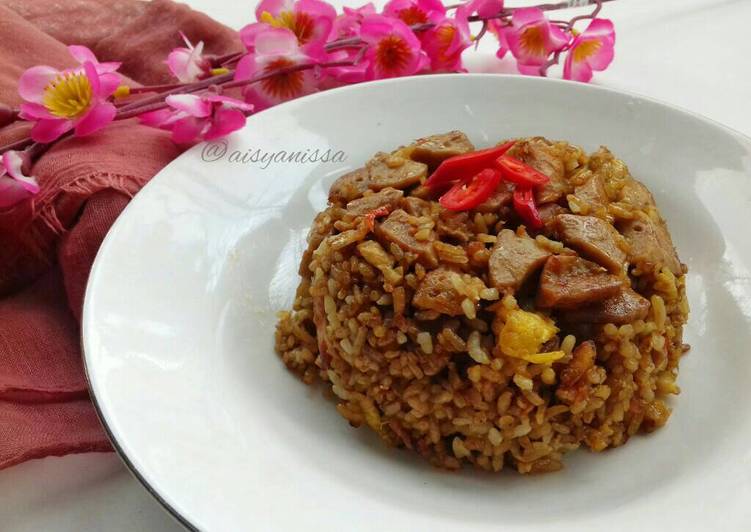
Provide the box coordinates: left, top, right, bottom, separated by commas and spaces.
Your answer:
1, 0, 749, 530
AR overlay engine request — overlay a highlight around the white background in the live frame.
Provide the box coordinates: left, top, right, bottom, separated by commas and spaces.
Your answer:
1, 0, 749, 530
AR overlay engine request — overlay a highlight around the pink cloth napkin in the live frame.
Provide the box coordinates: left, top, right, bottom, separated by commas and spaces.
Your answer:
0, 0, 242, 469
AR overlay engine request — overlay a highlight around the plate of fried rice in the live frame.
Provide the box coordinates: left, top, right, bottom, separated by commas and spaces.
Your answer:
83, 75, 751, 531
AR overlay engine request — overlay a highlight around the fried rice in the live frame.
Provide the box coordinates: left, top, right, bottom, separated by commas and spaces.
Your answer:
275, 132, 689, 474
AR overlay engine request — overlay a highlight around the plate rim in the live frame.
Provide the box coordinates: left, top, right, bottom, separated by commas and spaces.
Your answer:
80, 72, 751, 530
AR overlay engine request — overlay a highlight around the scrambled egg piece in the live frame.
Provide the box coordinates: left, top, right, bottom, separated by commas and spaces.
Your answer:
499, 309, 562, 364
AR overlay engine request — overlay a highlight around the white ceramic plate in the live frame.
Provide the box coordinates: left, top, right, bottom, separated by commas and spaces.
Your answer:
83, 74, 751, 531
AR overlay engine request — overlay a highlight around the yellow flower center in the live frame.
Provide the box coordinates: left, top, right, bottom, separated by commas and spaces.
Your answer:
572, 39, 602, 63
42, 71, 93, 119
520, 25, 546, 57
260, 10, 315, 44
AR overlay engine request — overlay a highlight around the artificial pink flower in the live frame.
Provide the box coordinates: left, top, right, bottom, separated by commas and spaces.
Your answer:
235, 28, 319, 111
324, 4, 377, 83
17, 46, 121, 143
330, 3, 376, 39
383, 0, 445, 26
166, 32, 212, 82
359, 15, 429, 80
67, 45, 121, 74
487, 19, 510, 59
505, 8, 568, 75
466, 0, 503, 18
140, 93, 252, 144
563, 19, 615, 82
242, 0, 337, 54
0, 150, 39, 209
420, 7, 472, 72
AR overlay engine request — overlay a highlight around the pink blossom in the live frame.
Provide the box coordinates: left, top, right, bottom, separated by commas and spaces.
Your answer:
140, 93, 252, 144
563, 19, 615, 82
0, 150, 39, 209
235, 28, 319, 111
166, 32, 212, 82
465, 0, 503, 18
420, 7, 471, 72
330, 3, 376, 39
324, 4, 377, 83
242, 0, 337, 54
18, 47, 121, 143
487, 20, 509, 59
359, 15, 428, 80
66, 45, 121, 75
382, 0, 445, 26
505, 8, 568, 75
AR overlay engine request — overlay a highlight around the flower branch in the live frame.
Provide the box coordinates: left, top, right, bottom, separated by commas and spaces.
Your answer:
0, 0, 617, 208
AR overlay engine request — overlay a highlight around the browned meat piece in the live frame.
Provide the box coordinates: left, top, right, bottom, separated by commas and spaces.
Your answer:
475, 181, 514, 213
436, 211, 472, 243
537, 255, 623, 309
556, 340, 596, 404
375, 209, 438, 266
574, 174, 609, 210
346, 187, 403, 215
512, 138, 569, 204
537, 203, 568, 231
619, 179, 655, 210
328, 167, 370, 204
366, 152, 428, 191
400, 196, 433, 217
412, 268, 483, 316
621, 217, 682, 275
409, 131, 475, 170
488, 229, 551, 291
555, 214, 627, 273
562, 287, 650, 325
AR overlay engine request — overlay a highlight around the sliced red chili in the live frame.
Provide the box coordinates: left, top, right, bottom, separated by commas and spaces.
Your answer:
365, 205, 391, 231
512, 187, 543, 230
496, 155, 550, 187
425, 141, 515, 190
439, 168, 502, 211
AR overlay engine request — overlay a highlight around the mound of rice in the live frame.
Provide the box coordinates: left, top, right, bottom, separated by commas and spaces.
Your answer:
275, 133, 689, 474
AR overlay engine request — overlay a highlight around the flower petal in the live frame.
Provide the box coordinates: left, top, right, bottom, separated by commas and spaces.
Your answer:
67, 45, 97, 65
19, 102, 54, 120
255, 0, 290, 19
18, 66, 59, 104
98, 72, 121, 98
1, 151, 38, 194
94, 61, 122, 74
83, 61, 101, 96
166, 94, 212, 118
512, 7, 545, 27
204, 107, 247, 140
296, 0, 337, 21
582, 18, 615, 42
30, 118, 73, 143
563, 50, 594, 82
138, 108, 176, 128
74, 102, 116, 136
254, 27, 301, 56
171, 116, 207, 144
203, 94, 254, 111
240, 22, 271, 52
234, 54, 256, 81
517, 62, 543, 76
0, 176, 35, 209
